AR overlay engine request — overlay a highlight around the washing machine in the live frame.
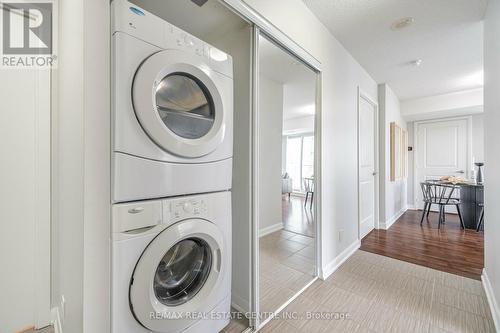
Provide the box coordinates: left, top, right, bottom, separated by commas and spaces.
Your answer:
112, 0, 233, 203
111, 191, 231, 333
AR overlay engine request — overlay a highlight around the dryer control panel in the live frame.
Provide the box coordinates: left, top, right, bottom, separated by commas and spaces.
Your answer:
164, 196, 209, 225
112, 0, 232, 78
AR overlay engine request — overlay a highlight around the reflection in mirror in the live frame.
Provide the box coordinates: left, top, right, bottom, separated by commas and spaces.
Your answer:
257, 33, 317, 321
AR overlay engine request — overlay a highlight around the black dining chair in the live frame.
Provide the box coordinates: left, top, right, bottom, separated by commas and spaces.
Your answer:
303, 177, 314, 210
420, 182, 465, 229
476, 203, 484, 232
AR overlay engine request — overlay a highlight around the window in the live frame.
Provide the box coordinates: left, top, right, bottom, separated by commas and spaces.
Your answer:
285, 134, 315, 192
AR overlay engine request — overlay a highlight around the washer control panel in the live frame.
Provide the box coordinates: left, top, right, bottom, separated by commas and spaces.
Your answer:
164, 197, 209, 224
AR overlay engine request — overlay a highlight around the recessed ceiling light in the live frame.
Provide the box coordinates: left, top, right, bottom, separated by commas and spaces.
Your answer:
391, 17, 415, 31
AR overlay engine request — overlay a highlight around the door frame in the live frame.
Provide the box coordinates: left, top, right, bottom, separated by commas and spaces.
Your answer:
250, 27, 322, 331
357, 87, 380, 238
412, 116, 473, 208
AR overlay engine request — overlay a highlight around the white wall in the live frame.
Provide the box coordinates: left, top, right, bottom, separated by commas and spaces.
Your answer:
258, 75, 285, 232
401, 88, 483, 121
53, 0, 85, 332
484, 0, 500, 328
53, 1, 111, 333
471, 114, 484, 163
0, 70, 51, 331
407, 122, 415, 206
283, 78, 315, 121
241, 0, 378, 276
82, 0, 111, 331
283, 115, 315, 135
378, 84, 407, 227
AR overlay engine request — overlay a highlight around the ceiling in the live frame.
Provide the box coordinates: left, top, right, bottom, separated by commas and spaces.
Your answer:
259, 36, 316, 120
302, 0, 487, 100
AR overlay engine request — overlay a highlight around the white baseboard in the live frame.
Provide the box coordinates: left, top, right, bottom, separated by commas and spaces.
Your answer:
320, 239, 360, 280
482, 269, 500, 332
407, 204, 416, 210
259, 222, 283, 237
231, 293, 250, 314
51, 307, 62, 333
379, 207, 407, 230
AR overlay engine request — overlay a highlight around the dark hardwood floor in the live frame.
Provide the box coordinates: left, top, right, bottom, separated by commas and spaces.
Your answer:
282, 195, 315, 237
360, 209, 484, 280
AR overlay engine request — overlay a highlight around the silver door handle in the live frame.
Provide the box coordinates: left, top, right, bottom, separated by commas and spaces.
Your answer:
455, 170, 465, 174
128, 207, 144, 214
372, 172, 378, 176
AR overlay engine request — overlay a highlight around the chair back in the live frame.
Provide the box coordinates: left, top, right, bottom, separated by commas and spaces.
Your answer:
421, 182, 458, 205
303, 177, 314, 193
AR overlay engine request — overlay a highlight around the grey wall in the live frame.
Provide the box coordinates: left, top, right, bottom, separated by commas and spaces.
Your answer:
210, 25, 253, 313
484, 0, 500, 325
258, 75, 284, 232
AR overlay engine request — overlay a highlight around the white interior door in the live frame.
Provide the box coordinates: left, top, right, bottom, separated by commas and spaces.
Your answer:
358, 93, 377, 239
415, 119, 468, 210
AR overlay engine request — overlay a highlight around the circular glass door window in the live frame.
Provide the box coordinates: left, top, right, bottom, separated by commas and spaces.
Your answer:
155, 73, 215, 140
153, 238, 212, 307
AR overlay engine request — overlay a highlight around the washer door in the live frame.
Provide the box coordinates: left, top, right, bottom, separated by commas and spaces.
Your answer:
130, 219, 225, 332
133, 49, 226, 158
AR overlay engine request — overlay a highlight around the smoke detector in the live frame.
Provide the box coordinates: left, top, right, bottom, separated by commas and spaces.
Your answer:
391, 17, 415, 31
410, 59, 423, 67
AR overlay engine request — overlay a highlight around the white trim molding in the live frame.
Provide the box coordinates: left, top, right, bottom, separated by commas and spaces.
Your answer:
320, 240, 360, 280
379, 207, 407, 230
482, 269, 500, 331
221, 0, 322, 72
259, 222, 284, 237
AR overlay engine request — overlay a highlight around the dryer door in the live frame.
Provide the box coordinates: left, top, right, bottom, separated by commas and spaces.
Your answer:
129, 218, 226, 332
133, 49, 226, 158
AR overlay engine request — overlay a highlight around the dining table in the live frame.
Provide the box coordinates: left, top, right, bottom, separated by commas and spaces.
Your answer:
424, 180, 484, 230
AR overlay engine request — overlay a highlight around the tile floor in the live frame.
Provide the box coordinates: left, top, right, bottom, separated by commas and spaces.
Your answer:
259, 250, 495, 333
259, 229, 316, 315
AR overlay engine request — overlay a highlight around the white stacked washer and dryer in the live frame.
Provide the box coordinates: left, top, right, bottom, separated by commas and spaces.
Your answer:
111, 1, 233, 332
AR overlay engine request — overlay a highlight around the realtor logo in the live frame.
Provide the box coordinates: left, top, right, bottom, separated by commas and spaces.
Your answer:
1, 1, 57, 68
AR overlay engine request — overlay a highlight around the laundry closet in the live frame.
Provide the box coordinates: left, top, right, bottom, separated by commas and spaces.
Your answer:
114, 0, 253, 332
110, 1, 321, 332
